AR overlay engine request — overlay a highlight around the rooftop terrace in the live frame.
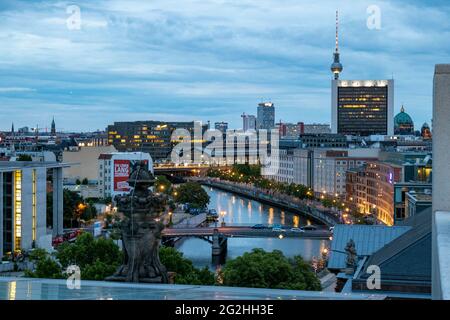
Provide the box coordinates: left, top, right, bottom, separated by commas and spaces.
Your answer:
0, 277, 386, 300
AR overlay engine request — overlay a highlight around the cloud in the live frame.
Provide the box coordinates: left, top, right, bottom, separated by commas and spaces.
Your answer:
0, 87, 36, 92
0, 0, 448, 130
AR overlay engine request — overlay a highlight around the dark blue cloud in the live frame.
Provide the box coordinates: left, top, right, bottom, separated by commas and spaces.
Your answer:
0, 0, 448, 131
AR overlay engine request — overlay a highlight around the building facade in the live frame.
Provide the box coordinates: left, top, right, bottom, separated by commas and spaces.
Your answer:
331, 80, 394, 136
0, 162, 67, 258
302, 123, 332, 134
241, 113, 257, 132
98, 152, 153, 199
63, 145, 117, 184
266, 147, 378, 196
300, 134, 347, 148
346, 161, 402, 226
257, 102, 275, 130
107, 121, 208, 161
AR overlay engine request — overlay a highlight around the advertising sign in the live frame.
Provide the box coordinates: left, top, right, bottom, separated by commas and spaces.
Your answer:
114, 160, 131, 191
113, 159, 149, 192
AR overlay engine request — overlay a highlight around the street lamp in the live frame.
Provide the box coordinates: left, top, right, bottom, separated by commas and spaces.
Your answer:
168, 211, 173, 225
220, 211, 227, 227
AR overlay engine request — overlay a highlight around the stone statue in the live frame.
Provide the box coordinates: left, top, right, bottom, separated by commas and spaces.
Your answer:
106, 163, 169, 283
345, 239, 358, 270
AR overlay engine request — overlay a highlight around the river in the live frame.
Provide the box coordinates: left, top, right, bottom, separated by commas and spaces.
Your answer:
175, 186, 329, 269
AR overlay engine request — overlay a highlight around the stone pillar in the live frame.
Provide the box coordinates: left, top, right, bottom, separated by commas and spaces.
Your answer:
21, 169, 33, 250
36, 168, 48, 245
432, 64, 450, 300
52, 168, 64, 236
0, 172, 3, 259
212, 229, 222, 256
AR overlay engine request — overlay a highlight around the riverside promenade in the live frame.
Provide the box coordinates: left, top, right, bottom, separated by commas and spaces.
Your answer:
198, 178, 341, 227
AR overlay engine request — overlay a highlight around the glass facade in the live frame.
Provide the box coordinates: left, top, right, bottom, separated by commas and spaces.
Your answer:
2, 172, 13, 254
337, 85, 388, 136
107, 121, 208, 160
14, 170, 22, 250
32, 169, 37, 242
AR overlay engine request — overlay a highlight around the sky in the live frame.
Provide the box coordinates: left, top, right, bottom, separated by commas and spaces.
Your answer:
0, 0, 449, 132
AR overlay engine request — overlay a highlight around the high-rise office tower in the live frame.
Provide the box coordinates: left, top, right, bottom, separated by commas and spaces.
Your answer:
330, 11, 394, 136
241, 113, 257, 131
257, 102, 275, 130
331, 79, 394, 136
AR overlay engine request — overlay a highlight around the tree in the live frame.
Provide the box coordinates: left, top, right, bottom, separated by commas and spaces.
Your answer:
174, 182, 210, 209
56, 232, 122, 280
25, 233, 122, 281
17, 154, 33, 161
81, 178, 89, 185
80, 199, 97, 222
155, 175, 172, 194
222, 249, 321, 291
75, 179, 81, 185
321, 198, 333, 208
61, 189, 84, 227
159, 246, 214, 285
24, 249, 63, 279
25, 256, 63, 279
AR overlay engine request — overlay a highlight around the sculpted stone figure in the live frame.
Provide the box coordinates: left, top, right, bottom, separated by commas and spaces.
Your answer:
107, 163, 169, 283
345, 239, 358, 269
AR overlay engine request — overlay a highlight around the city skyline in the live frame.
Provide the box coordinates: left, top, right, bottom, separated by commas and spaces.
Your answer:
1, 0, 449, 131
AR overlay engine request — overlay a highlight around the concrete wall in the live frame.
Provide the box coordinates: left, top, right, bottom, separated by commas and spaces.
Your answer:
63, 145, 117, 182
36, 167, 48, 246
21, 168, 33, 250
52, 168, 64, 236
432, 64, 450, 299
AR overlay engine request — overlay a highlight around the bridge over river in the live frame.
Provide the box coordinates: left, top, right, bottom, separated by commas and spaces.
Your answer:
162, 226, 331, 259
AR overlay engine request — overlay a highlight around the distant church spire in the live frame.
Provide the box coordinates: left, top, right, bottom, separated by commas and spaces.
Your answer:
330, 10, 343, 80
51, 117, 56, 136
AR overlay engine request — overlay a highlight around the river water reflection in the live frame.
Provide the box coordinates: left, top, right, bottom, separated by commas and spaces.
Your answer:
175, 187, 329, 269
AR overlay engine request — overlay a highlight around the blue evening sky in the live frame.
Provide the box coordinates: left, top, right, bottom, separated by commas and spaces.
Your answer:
0, 0, 449, 132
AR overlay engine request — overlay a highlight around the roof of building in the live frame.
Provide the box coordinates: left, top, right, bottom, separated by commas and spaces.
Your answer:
327, 224, 411, 270
407, 192, 432, 203
354, 208, 431, 285
394, 106, 414, 126
98, 154, 113, 160
0, 161, 71, 172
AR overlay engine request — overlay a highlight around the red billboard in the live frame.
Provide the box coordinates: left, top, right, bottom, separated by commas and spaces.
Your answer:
113, 159, 149, 192
114, 160, 131, 191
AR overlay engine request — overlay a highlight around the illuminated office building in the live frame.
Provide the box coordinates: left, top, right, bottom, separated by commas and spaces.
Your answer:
331, 79, 394, 136
107, 121, 208, 160
329, 12, 394, 136
0, 162, 67, 257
